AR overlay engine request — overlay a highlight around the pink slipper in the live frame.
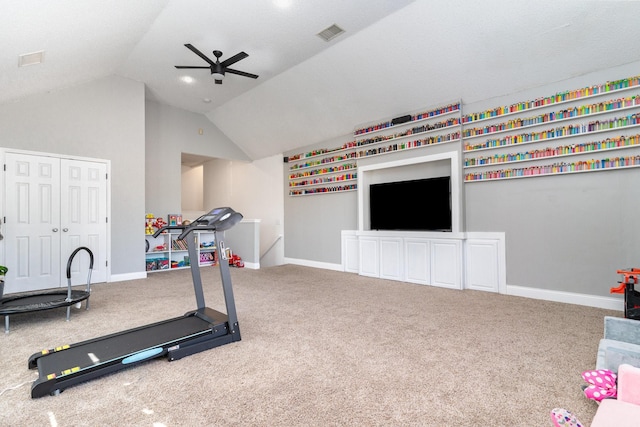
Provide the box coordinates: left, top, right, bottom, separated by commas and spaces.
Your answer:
550, 408, 583, 427
582, 369, 617, 389
583, 384, 617, 401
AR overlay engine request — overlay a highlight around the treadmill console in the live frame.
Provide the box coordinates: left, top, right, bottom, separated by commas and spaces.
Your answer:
192, 207, 243, 231
158, 207, 242, 240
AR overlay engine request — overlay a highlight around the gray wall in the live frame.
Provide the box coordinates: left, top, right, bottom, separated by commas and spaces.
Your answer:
463, 61, 640, 297
284, 123, 462, 265
0, 77, 255, 278
284, 61, 640, 297
466, 171, 640, 296
284, 189, 357, 264
284, 130, 357, 264
145, 101, 250, 218
0, 75, 145, 276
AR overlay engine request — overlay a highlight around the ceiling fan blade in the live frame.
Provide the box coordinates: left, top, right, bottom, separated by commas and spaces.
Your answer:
220, 52, 249, 67
214, 79, 223, 85
184, 43, 216, 66
174, 65, 211, 69
225, 68, 259, 79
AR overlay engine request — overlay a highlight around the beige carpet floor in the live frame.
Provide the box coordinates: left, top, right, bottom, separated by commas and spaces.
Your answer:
0, 265, 619, 426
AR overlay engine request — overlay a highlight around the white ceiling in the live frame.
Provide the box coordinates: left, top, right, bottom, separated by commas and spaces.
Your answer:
3, 0, 640, 161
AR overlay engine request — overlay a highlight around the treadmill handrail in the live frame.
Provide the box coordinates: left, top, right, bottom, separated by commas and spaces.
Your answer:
177, 223, 223, 240
152, 225, 186, 238
152, 223, 221, 240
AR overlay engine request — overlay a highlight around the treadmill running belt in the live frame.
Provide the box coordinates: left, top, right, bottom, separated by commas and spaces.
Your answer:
36, 316, 212, 376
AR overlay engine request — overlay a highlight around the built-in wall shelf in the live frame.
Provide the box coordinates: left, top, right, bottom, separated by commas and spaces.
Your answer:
287, 102, 462, 195
354, 103, 461, 136
462, 74, 640, 182
461, 77, 640, 124
289, 185, 357, 196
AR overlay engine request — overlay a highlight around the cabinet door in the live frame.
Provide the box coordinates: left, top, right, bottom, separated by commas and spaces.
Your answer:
4, 153, 61, 292
342, 234, 359, 273
379, 237, 403, 281
465, 239, 499, 292
430, 239, 462, 289
404, 238, 430, 285
358, 237, 379, 277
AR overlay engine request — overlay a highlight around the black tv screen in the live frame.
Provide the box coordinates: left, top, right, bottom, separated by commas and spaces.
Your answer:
369, 176, 451, 231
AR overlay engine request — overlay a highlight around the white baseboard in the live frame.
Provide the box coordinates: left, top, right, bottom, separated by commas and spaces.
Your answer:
284, 257, 343, 272
109, 271, 147, 282
241, 261, 260, 270
506, 284, 624, 311
109, 261, 259, 282
111, 263, 624, 312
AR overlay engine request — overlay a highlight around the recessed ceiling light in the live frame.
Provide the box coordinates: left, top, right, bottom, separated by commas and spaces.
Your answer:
273, 0, 293, 8
18, 50, 45, 67
203, 98, 212, 103
181, 76, 195, 84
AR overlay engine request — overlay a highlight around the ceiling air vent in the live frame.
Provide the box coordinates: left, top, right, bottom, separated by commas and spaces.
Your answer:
18, 51, 45, 67
317, 24, 345, 42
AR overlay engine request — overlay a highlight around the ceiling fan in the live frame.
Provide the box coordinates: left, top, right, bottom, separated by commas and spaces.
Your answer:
175, 43, 259, 84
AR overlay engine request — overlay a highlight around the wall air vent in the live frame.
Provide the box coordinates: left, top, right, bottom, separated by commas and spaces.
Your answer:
317, 24, 345, 42
18, 51, 45, 67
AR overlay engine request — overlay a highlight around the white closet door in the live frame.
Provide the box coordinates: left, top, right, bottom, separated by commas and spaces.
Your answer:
60, 159, 107, 285
4, 153, 61, 293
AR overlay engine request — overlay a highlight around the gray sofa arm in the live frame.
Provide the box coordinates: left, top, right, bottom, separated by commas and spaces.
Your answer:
604, 316, 640, 345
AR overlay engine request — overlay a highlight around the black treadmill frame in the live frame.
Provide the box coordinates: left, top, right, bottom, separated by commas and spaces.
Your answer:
28, 207, 242, 398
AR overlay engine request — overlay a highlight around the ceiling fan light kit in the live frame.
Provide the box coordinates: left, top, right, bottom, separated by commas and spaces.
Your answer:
175, 44, 258, 85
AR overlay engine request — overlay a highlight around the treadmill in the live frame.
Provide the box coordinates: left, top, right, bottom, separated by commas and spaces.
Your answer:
28, 207, 243, 398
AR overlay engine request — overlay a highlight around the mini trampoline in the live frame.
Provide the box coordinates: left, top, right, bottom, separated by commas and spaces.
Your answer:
0, 247, 94, 333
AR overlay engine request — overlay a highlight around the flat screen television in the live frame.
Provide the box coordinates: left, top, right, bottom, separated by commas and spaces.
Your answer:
369, 176, 451, 231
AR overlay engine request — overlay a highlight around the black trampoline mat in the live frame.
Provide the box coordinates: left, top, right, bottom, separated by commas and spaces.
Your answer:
0, 291, 90, 314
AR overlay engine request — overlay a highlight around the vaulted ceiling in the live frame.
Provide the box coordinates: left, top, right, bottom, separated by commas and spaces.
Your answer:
3, 1, 640, 160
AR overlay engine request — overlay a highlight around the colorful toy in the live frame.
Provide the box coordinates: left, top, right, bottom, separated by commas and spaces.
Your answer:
610, 268, 640, 319
229, 254, 244, 268
145, 213, 155, 235
153, 217, 167, 231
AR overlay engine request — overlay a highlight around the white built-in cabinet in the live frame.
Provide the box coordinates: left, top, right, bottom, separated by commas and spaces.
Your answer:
342, 231, 505, 292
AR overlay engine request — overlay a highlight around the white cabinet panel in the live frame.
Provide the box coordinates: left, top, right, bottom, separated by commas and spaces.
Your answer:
359, 237, 379, 277
404, 238, 430, 285
379, 237, 403, 281
342, 233, 359, 273
465, 239, 500, 292
431, 239, 462, 289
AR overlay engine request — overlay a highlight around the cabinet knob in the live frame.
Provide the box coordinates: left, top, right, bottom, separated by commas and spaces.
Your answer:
52, 228, 58, 232
63, 228, 69, 232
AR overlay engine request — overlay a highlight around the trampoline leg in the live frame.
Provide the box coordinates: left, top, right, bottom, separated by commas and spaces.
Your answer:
66, 306, 71, 321
4, 315, 8, 334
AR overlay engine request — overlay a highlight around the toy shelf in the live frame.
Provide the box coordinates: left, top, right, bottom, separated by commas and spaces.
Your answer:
145, 231, 216, 272
286, 101, 462, 196
462, 74, 640, 182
